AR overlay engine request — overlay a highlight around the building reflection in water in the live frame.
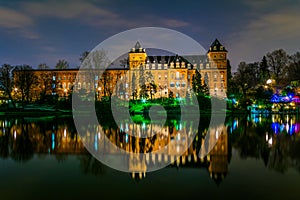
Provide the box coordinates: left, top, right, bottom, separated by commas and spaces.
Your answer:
0, 117, 229, 183
1, 114, 300, 183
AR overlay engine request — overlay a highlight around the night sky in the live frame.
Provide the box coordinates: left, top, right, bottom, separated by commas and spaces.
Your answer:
1, 0, 299, 70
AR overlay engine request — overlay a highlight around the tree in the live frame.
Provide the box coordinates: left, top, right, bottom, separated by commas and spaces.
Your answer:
131, 73, 137, 100
37, 63, 52, 102
192, 70, 204, 96
259, 56, 270, 84
0, 64, 16, 108
55, 59, 69, 69
14, 65, 37, 105
79, 51, 90, 64
288, 52, 300, 81
38, 63, 49, 70
266, 49, 288, 85
139, 65, 148, 99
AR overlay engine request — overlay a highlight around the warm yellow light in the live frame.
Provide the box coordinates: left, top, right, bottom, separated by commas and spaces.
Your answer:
266, 79, 272, 84
97, 87, 101, 91
64, 89, 68, 93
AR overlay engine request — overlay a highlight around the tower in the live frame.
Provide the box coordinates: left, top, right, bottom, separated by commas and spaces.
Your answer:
207, 39, 228, 97
128, 41, 147, 69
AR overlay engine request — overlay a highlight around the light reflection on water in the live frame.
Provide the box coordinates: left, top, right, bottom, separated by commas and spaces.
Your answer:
0, 114, 300, 199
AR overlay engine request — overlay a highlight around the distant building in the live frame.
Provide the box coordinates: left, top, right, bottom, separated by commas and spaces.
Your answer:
13, 39, 228, 101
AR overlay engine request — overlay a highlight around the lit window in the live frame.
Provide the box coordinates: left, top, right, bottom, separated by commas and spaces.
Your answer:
176, 82, 180, 87
52, 76, 56, 81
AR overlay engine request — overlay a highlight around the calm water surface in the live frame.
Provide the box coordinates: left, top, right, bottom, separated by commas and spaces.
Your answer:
0, 114, 300, 199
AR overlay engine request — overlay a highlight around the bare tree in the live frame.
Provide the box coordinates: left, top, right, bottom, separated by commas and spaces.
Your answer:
266, 49, 289, 85
55, 59, 69, 69
37, 63, 52, 102
288, 52, 300, 81
79, 51, 90, 64
0, 64, 16, 108
14, 65, 37, 106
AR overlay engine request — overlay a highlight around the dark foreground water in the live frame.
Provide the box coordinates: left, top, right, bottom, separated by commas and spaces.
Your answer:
0, 114, 300, 199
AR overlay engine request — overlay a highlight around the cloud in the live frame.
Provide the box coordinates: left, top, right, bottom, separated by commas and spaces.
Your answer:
227, 3, 300, 69
0, 7, 39, 39
21, 0, 189, 29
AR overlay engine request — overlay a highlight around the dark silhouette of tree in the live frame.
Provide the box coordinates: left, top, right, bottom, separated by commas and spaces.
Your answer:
131, 73, 137, 100
14, 65, 38, 105
192, 70, 204, 96
79, 51, 90, 64
288, 52, 300, 81
259, 56, 270, 84
139, 65, 148, 99
55, 59, 69, 69
0, 64, 16, 108
266, 49, 288, 85
38, 63, 49, 70
37, 63, 52, 103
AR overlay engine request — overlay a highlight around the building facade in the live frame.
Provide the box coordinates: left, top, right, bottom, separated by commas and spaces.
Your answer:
13, 39, 228, 101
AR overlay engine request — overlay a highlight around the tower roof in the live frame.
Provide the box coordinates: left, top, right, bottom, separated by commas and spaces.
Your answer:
130, 41, 145, 53
135, 41, 141, 49
208, 39, 227, 53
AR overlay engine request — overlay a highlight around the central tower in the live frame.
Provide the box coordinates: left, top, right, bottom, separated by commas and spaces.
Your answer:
128, 41, 147, 69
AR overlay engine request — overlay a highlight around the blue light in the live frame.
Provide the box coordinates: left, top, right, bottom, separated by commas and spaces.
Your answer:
51, 133, 55, 150
271, 122, 280, 134
125, 134, 129, 143
94, 134, 98, 151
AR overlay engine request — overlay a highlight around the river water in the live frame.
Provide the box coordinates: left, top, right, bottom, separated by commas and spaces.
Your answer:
0, 114, 299, 199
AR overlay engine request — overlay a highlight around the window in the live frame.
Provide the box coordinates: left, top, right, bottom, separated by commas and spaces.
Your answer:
63, 76, 66, 80
52, 84, 56, 89
52, 76, 56, 81
95, 75, 98, 81
63, 83, 66, 89
181, 82, 186, 87
170, 82, 175, 87
176, 72, 180, 80
176, 82, 180, 88
78, 83, 81, 89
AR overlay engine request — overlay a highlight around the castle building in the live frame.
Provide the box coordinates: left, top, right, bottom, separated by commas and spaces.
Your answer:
12, 39, 228, 101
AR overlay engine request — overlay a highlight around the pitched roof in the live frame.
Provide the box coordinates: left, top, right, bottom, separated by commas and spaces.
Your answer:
208, 39, 227, 53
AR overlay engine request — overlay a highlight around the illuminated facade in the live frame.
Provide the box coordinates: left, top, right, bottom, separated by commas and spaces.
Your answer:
12, 39, 228, 101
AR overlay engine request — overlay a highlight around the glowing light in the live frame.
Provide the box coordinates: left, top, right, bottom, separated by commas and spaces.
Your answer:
268, 137, 273, 146
51, 133, 55, 150
14, 130, 16, 140
63, 128, 67, 137
94, 134, 98, 151
266, 79, 272, 84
